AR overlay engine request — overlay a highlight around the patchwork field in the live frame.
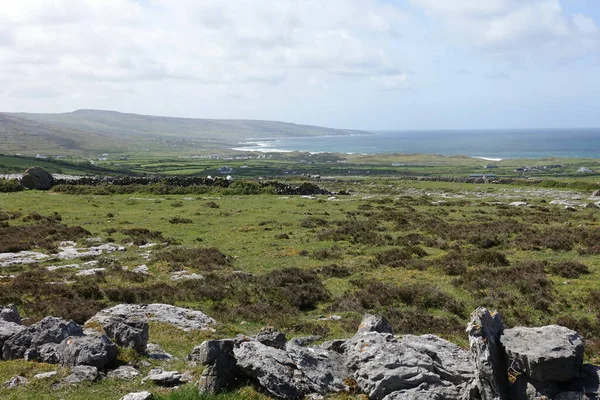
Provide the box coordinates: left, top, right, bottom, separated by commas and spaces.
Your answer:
1, 176, 600, 399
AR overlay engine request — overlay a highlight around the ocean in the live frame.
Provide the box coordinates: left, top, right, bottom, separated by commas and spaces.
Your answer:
232, 128, 600, 159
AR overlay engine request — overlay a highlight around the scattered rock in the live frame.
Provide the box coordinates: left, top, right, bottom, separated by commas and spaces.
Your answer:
120, 391, 154, 400
356, 313, 393, 334
132, 264, 149, 274
592, 190, 600, 197
501, 325, 584, 382
57, 334, 118, 369
107, 366, 140, 380
33, 371, 58, 380
87, 303, 215, 331
2, 316, 83, 360
142, 368, 182, 386
170, 271, 204, 281
509, 201, 528, 207
76, 268, 106, 276
0, 321, 25, 359
146, 342, 174, 360
465, 307, 509, 400
21, 166, 54, 190
0, 304, 21, 324
0, 250, 48, 267
63, 365, 100, 384
3, 375, 28, 388
91, 315, 148, 354
399, 334, 474, 385
192, 339, 239, 393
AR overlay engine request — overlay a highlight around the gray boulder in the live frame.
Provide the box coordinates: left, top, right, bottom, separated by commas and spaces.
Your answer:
192, 339, 239, 393
501, 325, 584, 382
107, 366, 140, 380
93, 315, 148, 354
592, 190, 600, 197
234, 340, 348, 399
57, 334, 118, 369
142, 368, 183, 386
356, 313, 393, 334
346, 331, 445, 400
189, 339, 234, 365
87, 303, 215, 332
121, 392, 153, 400
400, 334, 474, 385
0, 304, 21, 324
251, 326, 287, 350
2, 316, 83, 360
383, 382, 461, 400
24, 342, 60, 363
465, 307, 509, 400
63, 365, 100, 384
21, 166, 54, 190
0, 321, 25, 359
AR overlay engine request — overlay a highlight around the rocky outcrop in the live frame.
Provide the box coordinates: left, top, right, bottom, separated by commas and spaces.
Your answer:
86, 303, 215, 331
120, 392, 153, 400
21, 166, 54, 190
0, 304, 21, 324
88, 314, 149, 354
501, 326, 584, 382
57, 334, 118, 369
465, 307, 509, 400
2, 316, 83, 360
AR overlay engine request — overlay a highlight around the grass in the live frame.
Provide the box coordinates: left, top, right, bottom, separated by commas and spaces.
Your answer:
2, 164, 600, 398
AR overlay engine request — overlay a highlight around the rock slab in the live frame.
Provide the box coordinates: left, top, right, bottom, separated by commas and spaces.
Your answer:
501, 325, 584, 382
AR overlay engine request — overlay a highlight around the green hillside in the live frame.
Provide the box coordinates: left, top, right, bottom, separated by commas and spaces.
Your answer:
0, 110, 368, 156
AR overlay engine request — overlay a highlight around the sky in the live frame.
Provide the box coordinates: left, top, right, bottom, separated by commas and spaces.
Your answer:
1, 0, 599, 130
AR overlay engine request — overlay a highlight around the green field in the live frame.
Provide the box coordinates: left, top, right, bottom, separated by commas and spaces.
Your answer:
1, 164, 600, 398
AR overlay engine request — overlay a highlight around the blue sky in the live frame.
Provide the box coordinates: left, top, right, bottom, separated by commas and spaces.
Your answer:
0, 0, 599, 130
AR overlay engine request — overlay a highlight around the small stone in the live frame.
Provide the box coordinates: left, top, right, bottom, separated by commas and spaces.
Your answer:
3, 375, 28, 388
142, 368, 182, 386
356, 313, 392, 334
107, 366, 140, 380
63, 365, 99, 384
120, 391, 153, 400
34, 371, 58, 380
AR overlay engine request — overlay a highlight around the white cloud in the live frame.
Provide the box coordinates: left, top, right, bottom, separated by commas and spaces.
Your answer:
410, 0, 600, 57
0, 0, 409, 101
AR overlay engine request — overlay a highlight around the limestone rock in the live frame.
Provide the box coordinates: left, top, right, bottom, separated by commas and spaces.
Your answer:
146, 342, 174, 360
465, 307, 509, 400
356, 313, 393, 334
2, 316, 83, 360
0, 304, 21, 324
92, 315, 148, 354
87, 303, 215, 331
346, 331, 443, 400
189, 339, 234, 365
501, 325, 584, 382
234, 340, 348, 399
3, 375, 28, 389
107, 366, 140, 380
21, 166, 54, 190
142, 368, 182, 386
63, 365, 100, 384
192, 339, 239, 393
57, 334, 118, 369
0, 321, 25, 359
33, 371, 58, 380
400, 334, 474, 385
121, 392, 154, 400
383, 382, 461, 400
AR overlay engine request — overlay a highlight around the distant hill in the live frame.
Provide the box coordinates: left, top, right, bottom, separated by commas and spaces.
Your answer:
0, 109, 368, 156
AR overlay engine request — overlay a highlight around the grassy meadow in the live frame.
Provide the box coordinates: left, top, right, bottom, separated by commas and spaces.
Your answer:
1, 156, 600, 399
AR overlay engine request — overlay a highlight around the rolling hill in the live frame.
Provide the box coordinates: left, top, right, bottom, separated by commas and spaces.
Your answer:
0, 109, 368, 156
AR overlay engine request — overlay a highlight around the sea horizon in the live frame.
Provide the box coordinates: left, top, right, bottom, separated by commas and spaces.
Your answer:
232, 128, 600, 159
